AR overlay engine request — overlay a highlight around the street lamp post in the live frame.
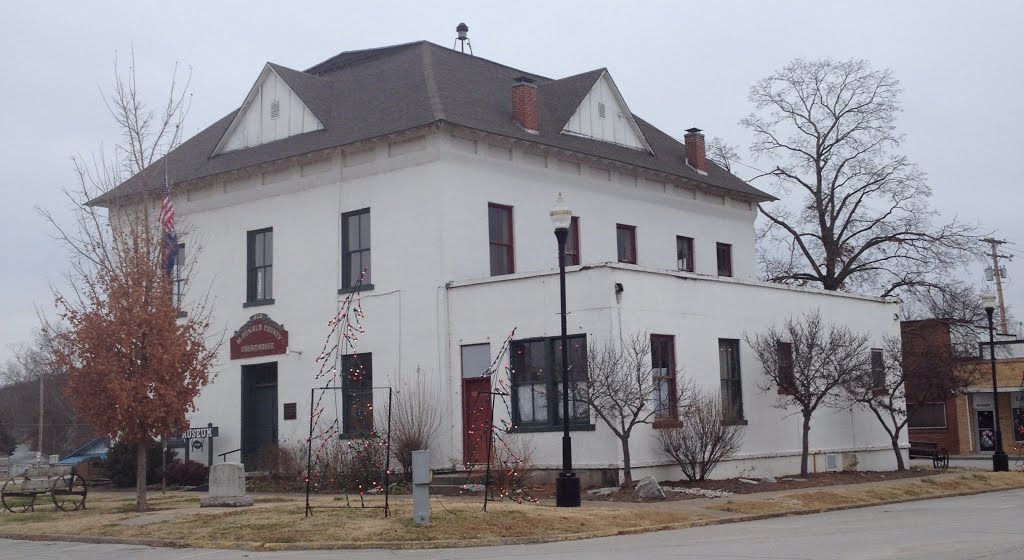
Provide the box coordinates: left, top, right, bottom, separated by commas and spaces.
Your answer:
983, 292, 1009, 472
550, 193, 580, 507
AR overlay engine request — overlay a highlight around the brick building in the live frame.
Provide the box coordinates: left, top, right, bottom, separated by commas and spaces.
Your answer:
904, 319, 1024, 457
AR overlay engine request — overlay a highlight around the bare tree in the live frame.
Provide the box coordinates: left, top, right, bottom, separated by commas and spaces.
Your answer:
743, 58, 982, 298
385, 369, 445, 481
0, 329, 94, 457
901, 281, 988, 323
747, 310, 871, 477
846, 328, 974, 470
707, 136, 740, 173
658, 389, 745, 481
576, 332, 693, 487
39, 50, 217, 513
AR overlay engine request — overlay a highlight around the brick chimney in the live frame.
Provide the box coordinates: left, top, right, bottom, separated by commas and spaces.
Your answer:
512, 77, 539, 133
684, 127, 708, 174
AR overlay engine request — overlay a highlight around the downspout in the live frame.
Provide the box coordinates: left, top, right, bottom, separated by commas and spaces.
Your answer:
965, 394, 974, 453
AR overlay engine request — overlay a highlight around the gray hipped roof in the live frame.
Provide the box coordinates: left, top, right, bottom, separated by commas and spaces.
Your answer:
93, 41, 771, 205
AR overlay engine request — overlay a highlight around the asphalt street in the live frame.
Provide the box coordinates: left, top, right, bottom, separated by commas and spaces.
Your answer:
3, 489, 1023, 559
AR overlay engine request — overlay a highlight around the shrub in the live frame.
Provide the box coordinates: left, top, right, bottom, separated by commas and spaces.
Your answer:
658, 390, 745, 481
385, 372, 444, 481
489, 434, 535, 499
261, 441, 306, 481
166, 460, 209, 486
100, 440, 174, 487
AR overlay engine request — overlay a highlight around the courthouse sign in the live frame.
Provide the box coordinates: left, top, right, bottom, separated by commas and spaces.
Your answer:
230, 313, 289, 359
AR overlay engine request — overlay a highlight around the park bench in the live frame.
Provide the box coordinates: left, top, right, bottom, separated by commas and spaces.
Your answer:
1, 463, 87, 513
909, 441, 949, 469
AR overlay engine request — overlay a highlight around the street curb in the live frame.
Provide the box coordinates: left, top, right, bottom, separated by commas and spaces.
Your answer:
3, 480, 1024, 551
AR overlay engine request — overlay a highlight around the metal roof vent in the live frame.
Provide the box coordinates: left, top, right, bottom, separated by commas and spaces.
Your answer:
269, 99, 280, 120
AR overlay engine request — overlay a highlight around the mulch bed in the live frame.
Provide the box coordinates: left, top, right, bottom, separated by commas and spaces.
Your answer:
574, 468, 942, 502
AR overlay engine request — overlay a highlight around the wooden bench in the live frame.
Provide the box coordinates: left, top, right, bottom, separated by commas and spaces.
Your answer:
1, 464, 88, 513
909, 441, 949, 469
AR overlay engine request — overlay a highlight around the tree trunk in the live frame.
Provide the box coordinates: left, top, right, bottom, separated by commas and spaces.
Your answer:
136, 442, 148, 512
620, 437, 632, 488
891, 436, 906, 471
800, 415, 811, 478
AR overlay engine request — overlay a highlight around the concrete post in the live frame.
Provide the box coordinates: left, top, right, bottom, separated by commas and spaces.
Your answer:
412, 450, 431, 526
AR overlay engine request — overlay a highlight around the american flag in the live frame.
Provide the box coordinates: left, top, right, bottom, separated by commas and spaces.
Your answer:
161, 170, 179, 276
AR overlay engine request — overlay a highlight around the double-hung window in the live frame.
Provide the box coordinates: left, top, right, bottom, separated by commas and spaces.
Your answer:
246, 228, 273, 304
719, 339, 744, 423
488, 203, 515, 276
651, 335, 677, 420
510, 335, 589, 429
617, 224, 637, 264
172, 243, 186, 311
716, 242, 733, 277
777, 341, 795, 391
676, 236, 694, 272
908, 403, 947, 429
341, 352, 373, 436
342, 208, 371, 290
870, 348, 885, 389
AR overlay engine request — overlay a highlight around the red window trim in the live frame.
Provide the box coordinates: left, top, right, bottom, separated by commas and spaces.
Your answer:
617, 224, 637, 264
565, 216, 581, 266
488, 203, 515, 275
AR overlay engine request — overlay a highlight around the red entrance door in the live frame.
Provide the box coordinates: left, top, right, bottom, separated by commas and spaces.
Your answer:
462, 377, 493, 465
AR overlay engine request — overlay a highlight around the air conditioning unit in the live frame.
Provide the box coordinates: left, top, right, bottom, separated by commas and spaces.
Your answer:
824, 453, 841, 472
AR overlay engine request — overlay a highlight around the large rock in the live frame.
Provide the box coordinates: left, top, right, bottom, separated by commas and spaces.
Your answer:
633, 476, 666, 500
201, 462, 253, 508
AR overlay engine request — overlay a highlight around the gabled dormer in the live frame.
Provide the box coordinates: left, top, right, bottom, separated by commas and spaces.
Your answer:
212, 63, 326, 155
561, 71, 652, 153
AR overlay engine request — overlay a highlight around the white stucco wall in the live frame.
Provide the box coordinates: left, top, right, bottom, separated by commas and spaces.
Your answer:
446, 264, 904, 479
168, 129, 905, 479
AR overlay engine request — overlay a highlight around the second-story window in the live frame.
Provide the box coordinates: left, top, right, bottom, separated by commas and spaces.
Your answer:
342, 208, 371, 290
565, 216, 581, 266
716, 242, 733, 277
247, 228, 273, 303
617, 224, 637, 264
489, 203, 515, 276
172, 243, 186, 311
676, 236, 694, 272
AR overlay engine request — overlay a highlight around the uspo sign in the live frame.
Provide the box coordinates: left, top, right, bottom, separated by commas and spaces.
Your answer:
230, 313, 288, 359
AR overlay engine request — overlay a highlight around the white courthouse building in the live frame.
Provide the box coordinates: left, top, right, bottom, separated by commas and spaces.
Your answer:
96, 40, 905, 481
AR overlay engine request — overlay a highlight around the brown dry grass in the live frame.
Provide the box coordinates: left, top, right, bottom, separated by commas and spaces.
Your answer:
0, 493, 705, 548
711, 471, 1024, 516
3, 472, 1023, 549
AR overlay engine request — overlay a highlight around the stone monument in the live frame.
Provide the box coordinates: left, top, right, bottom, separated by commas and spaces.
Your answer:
200, 462, 254, 507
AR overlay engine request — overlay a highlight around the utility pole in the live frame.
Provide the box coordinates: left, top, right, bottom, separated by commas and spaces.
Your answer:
37, 367, 44, 464
981, 238, 1013, 335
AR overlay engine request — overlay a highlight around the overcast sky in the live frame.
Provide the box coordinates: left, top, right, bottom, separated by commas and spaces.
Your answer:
1, 1, 1021, 362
